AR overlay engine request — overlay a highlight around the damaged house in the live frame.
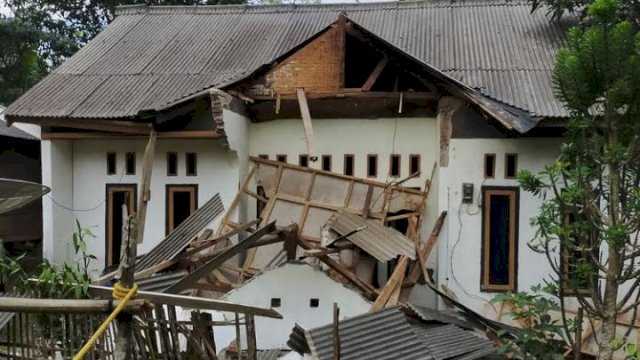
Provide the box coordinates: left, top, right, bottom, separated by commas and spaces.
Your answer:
3, 0, 600, 355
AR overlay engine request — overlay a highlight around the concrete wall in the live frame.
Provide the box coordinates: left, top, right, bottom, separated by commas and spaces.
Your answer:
219, 262, 372, 349
437, 137, 562, 317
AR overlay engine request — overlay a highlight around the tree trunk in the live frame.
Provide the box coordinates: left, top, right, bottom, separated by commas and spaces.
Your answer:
598, 260, 620, 360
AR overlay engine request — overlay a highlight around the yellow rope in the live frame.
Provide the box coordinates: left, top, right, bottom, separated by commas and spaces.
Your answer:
73, 283, 138, 360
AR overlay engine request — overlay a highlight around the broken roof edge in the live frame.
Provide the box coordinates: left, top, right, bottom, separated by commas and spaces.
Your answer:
220, 260, 373, 306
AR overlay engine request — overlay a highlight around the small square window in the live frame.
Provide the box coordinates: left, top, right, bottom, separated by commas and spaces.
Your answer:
125, 152, 136, 175
484, 154, 496, 179
299, 154, 309, 167
167, 152, 178, 176
367, 154, 378, 178
309, 298, 319, 308
106, 152, 117, 175
186, 152, 197, 176
322, 155, 332, 171
276, 154, 287, 163
258, 154, 269, 160
344, 154, 354, 176
390, 154, 401, 177
505, 153, 518, 179
271, 298, 281, 308
409, 154, 420, 176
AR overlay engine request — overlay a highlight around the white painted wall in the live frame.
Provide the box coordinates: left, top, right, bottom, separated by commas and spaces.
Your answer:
59, 138, 236, 274
437, 137, 562, 317
215, 262, 372, 350
41, 140, 74, 263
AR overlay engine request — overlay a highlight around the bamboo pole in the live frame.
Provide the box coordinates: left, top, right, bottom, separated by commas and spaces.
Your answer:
0, 298, 147, 313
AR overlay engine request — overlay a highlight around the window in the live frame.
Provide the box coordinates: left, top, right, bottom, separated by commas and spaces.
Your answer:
561, 213, 596, 295
482, 187, 518, 292
186, 153, 197, 176
271, 298, 281, 308
299, 154, 309, 167
390, 154, 401, 177
105, 184, 137, 267
505, 153, 518, 179
409, 154, 420, 176
166, 185, 198, 234
344, 154, 354, 176
258, 154, 269, 160
167, 152, 178, 176
367, 154, 378, 177
107, 152, 117, 175
125, 152, 136, 175
484, 154, 496, 179
322, 155, 332, 171
276, 154, 287, 163
310, 298, 319, 308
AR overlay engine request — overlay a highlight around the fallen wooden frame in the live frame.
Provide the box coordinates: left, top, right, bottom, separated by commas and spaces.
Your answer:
0, 297, 148, 314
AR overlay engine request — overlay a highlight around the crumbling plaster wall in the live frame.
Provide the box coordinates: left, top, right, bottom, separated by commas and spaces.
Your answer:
437, 137, 562, 317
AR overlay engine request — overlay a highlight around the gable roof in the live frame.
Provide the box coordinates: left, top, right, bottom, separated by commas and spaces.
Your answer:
5, 0, 573, 125
0, 106, 38, 141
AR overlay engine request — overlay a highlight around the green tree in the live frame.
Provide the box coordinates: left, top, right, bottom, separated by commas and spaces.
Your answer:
519, 0, 640, 358
529, 0, 640, 24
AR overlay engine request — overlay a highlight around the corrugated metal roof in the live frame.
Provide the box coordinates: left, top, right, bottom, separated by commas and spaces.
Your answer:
324, 210, 415, 263
137, 270, 189, 292
136, 193, 224, 272
257, 349, 283, 360
6, 0, 572, 121
0, 108, 37, 140
288, 306, 497, 360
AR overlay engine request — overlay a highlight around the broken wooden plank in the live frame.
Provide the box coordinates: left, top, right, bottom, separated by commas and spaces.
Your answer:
408, 216, 429, 283
166, 222, 277, 294
361, 56, 388, 91
284, 224, 299, 260
303, 248, 341, 257
370, 256, 408, 312
406, 211, 447, 284
0, 297, 147, 314
297, 237, 378, 301
296, 88, 317, 160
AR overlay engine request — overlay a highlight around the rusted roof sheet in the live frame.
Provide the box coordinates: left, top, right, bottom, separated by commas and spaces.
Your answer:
136, 193, 224, 272
6, 0, 572, 122
325, 210, 415, 263
288, 306, 497, 360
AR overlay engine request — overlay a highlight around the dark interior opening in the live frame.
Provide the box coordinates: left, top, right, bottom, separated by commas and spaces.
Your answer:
506, 154, 517, 178
186, 153, 197, 176
299, 155, 309, 167
367, 155, 377, 177
258, 154, 269, 160
167, 153, 178, 176
271, 298, 281, 308
109, 191, 132, 266
344, 155, 354, 176
309, 298, 319, 308
107, 152, 117, 175
125, 152, 135, 175
410, 154, 420, 175
484, 154, 496, 178
345, 33, 382, 88
386, 210, 411, 236
276, 154, 287, 163
256, 185, 267, 216
172, 191, 193, 230
322, 155, 332, 171
488, 194, 511, 286
390, 154, 401, 177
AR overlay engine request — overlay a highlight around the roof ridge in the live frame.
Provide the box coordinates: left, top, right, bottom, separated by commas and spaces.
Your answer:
115, 0, 532, 16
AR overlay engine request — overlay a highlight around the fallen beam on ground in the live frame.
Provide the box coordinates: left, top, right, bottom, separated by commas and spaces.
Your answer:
89, 285, 282, 319
370, 256, 408, 311
165, 221, 277, 294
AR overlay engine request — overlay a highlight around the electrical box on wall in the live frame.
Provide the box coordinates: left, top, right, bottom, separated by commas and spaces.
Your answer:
462, 183, 474, 203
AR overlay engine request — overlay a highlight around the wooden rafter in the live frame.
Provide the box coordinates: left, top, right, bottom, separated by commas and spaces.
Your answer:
361, 56, 388, 91
296, 88, 317, 160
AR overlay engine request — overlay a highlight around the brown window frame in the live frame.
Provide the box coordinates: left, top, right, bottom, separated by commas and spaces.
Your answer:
344, 154, 355, 176
125, 152, 136, 175
186, 152, 197, 176
504, 153, 518, 179
105, 184, 137, 267
484, 153, 496, 179
276, 154, 288, 163
322, 155, 332, 171
167, 152, 178, 177
389, 154, 401, 178
481, 186, 519, 292
409, 154, 421, 176
106, 152, 117, 175
165, 184, 198, 235
367, 154, 378, 178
